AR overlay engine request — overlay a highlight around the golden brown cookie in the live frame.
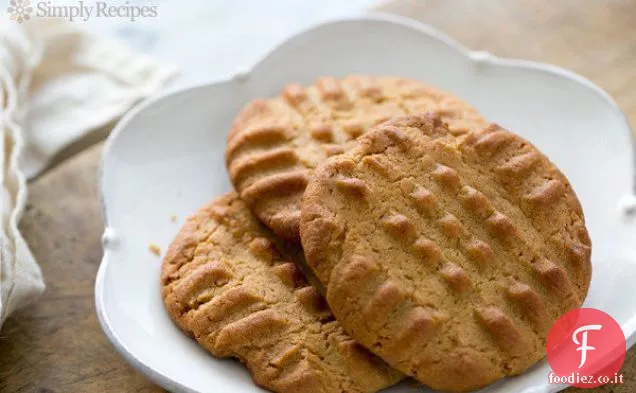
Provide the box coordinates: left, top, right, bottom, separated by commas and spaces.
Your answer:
300, 114, 591, 392
226, 75, 487, 241
161, 192, 403, 393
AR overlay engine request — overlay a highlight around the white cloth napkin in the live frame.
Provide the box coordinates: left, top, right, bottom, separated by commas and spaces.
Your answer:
0, 18, 177, 329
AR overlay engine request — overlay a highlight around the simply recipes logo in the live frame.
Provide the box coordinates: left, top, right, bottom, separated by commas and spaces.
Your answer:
6, 0, 158, 23
6, 0, 33, 22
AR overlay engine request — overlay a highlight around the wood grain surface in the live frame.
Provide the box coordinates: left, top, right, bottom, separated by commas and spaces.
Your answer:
377, 0, 636, 133
0, 144, 161, 393
0, 1, 634, 392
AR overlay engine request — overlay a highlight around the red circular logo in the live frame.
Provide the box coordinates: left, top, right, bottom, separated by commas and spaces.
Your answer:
546, 308, 626, 388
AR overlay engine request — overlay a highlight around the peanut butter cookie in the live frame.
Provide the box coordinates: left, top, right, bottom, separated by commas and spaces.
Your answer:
226, 75, 487, 241
161, 192, 402, 393
300, 114, 591, 392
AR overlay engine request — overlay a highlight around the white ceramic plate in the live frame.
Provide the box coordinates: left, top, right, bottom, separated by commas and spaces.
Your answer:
96, 13, 636, 393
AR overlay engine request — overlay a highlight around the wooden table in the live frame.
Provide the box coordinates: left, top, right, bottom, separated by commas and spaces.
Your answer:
1, 1, 634, 392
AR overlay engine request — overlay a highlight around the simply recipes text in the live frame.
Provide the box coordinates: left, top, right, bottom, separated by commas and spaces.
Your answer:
36, 1, 158, 22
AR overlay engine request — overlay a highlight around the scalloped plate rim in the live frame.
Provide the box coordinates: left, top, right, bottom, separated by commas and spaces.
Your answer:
95, 13, 636, 393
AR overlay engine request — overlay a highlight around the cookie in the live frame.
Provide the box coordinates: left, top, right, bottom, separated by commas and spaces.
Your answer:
300, 114, 591, 392
161, 192, 403, 393
226, 75, 487, 241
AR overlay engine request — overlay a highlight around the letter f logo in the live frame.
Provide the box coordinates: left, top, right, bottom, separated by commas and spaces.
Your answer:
572, 324, 602, 368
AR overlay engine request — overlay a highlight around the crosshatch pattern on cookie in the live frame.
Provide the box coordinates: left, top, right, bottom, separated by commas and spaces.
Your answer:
161, 193, 403, 393
226, 75, 488, 241
300, 114, 591, 393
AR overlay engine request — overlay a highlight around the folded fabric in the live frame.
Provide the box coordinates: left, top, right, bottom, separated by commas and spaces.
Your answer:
0, 18, 178, 329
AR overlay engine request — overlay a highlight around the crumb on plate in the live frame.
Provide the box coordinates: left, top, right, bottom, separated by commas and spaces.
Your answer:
149, 243, 161, 256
